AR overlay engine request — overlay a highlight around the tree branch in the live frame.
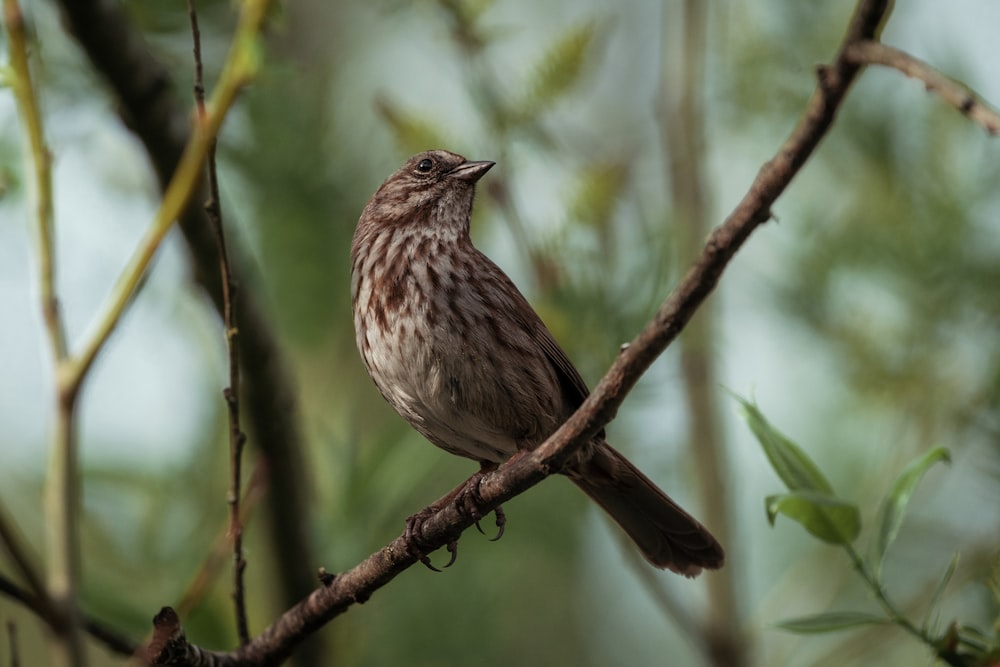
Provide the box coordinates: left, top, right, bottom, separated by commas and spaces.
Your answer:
844, 40, 1000, 136
51, 3, 320, 660
0, 574, 137, 657
186, 0, 251, 645
140, 0, 893, 663
0, 505, 51, 620
4, 2, 84, 664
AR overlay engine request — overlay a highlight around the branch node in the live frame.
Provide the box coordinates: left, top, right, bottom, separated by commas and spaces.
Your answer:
316, 568, 336, 586
146, 607, 184, 662
814, 64, 831, 88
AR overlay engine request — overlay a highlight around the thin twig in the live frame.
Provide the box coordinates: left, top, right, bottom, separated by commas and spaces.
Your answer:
175, 463, 267, 620
0, 574, 138, 657
68, 0, 271, 390
842, 545, 969, 667
187, 0, 251, 645
114, 465, 268, 665
7, 620, 19, 667
4, 2, 85, 665
140, 1, 893, 664
2, 0, 66, 363
845, 40, 1000, 136
6, 0, 267, 663
0, 502, 53, 617
53, 0, 319, 652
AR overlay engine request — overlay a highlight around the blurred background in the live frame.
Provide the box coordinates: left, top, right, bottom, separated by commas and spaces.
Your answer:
1, 0, 998, 665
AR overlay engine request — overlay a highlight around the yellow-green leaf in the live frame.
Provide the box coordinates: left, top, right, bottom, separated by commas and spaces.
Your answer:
871, 446, 950, 576
766, 491, 860, 545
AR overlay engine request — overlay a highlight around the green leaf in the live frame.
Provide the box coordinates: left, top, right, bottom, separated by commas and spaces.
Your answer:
775, 611, 888, 634
519, 22, 596, 118
766, 492, 861, 544
921, 552, 959, 634
735, 396, 834, 494
872, 446, 950, 576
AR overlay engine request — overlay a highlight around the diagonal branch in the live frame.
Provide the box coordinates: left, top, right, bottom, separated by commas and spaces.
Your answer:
141, 0, 893, 664
844, 40, 1000, 136
0, 574, 137, 657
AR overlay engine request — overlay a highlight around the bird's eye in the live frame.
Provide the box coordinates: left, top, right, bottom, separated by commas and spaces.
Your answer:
416, 158, 434, 173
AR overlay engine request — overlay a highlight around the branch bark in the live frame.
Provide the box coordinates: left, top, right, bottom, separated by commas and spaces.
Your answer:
185, 0, 251, 645
845, 40, 1000, 136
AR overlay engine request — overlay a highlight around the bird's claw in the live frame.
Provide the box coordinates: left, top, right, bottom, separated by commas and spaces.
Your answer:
459, 471, 505, 542
474, 506, 505, 541
405, 509, 446, 572
405, 469, 507, 571
489, 506, 506, 542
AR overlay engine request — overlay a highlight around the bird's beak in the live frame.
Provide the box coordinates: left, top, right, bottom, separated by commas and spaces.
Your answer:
448, 160, 495, 183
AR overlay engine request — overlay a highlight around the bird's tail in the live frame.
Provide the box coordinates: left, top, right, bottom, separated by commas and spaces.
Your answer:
567, 442, 724, 576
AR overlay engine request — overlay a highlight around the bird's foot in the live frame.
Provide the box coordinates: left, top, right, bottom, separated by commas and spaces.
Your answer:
456, 470, 506, 542
404, 507, 458, 572
404, 465, 507, 571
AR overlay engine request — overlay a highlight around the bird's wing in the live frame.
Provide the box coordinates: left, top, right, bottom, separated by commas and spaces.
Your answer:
516, 308, 591, 408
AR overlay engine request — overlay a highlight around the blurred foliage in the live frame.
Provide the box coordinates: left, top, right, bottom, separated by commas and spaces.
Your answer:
1, 0, 999, 666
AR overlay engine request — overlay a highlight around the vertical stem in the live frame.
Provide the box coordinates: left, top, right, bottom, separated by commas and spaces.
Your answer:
843, 545, 937, 647
46, 387, 86, 666
659, 2, 744, 665
188, 0, 250, 644
3, 1, 66, 361
4, 1, 85, 664
7, 620, 21, 667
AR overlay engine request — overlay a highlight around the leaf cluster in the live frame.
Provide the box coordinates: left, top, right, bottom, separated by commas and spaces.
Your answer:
738, 396, 999, 666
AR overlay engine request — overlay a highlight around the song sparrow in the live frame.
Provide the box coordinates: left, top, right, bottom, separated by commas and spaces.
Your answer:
351, 149, 724, 576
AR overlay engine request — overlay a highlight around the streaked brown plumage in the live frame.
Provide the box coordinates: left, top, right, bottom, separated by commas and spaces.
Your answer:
351, 149, 724, 576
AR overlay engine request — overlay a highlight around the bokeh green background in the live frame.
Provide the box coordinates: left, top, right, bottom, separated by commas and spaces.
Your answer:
1, 1, 998, 665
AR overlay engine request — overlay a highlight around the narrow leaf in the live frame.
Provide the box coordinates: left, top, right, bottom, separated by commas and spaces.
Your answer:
921, 552, 959, 634
872, 446, 951, 575
775, 611, 887, 634
735, 396, 834, 494
766, 492, 861, 544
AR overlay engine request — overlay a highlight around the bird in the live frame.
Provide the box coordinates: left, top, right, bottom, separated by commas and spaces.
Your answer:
351, 149, 724, 576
